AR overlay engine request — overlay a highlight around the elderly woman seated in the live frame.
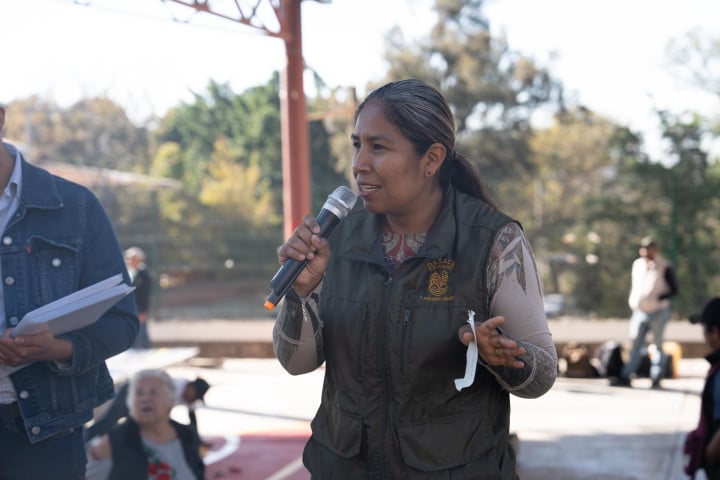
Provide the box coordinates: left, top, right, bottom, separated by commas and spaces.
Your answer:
86, 369, 205, 480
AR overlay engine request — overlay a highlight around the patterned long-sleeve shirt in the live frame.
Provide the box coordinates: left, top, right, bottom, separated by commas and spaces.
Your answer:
273, 222, 557, 399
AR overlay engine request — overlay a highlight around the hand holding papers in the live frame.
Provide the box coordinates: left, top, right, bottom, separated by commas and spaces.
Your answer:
11, 274, 134, 338
0, 274, 134, 377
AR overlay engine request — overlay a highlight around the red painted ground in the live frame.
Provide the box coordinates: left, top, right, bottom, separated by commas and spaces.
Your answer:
204, 431, 311, 480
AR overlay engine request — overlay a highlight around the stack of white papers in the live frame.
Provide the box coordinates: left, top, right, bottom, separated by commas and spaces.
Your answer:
11, 274, 135, 338
1, 274, 134, 377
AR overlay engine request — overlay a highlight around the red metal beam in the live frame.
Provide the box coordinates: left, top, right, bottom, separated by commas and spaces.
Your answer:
278, 0, 310, 237
166, 0, 312, 237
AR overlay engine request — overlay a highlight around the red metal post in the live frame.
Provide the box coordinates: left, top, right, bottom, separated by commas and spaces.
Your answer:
279, 0, 311, 239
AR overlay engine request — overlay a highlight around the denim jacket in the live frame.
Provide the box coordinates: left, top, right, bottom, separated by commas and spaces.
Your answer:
2, 145, 139, 443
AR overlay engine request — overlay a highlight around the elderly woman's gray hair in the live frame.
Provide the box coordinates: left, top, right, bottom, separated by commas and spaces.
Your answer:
126, 369, 176, 409
124, 246, 146, 262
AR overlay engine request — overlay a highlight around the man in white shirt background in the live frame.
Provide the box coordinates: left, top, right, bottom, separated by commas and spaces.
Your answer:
611, 237, 678, 389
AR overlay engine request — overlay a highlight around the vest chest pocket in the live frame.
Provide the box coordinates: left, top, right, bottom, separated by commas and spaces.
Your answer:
323, 297, 372, 385
397, 305, 476, 385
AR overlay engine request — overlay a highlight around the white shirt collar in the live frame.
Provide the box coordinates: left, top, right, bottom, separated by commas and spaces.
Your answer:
6, 148, 22, 199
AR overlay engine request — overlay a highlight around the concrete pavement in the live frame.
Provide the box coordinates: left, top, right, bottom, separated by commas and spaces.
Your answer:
161, 356, 708, 480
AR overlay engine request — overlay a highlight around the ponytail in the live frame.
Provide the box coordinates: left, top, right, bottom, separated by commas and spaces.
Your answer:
440, 150, 498, 210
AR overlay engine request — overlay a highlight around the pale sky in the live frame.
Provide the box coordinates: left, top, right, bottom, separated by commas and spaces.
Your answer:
3, 0, 719, 162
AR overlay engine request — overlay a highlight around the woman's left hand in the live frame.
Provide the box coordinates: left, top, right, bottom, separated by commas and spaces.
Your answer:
458, 315, 525, 368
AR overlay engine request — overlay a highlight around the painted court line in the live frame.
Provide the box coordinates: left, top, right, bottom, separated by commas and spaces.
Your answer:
204, 435, 241, 464
265, 456, 305, 480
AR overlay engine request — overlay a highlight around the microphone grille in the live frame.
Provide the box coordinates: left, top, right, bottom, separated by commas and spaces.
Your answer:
324, 186, 358, 219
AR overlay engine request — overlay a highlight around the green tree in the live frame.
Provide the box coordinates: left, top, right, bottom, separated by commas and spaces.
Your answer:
664, 30, 720, 311
657, 111, 720, 311
3, 97, 148, 171
199, 137, 276, 226
151, 78, 283, 196
147, 73, 347, 280
380, 0, 563, 199
527, 108, 630, 315
148, 77, 285, 280
582, 113, 720, 317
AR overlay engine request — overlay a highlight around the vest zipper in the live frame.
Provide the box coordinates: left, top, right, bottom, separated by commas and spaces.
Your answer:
356, 303, 368, 378
378, 274, 393, 478
399, 309, 411, 375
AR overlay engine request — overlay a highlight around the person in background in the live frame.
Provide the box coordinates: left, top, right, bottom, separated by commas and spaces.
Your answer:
684, 298, 720, 479
125, 246, 153, 349
0, 105, 139, 480
86, 369, 205, 480
84, 375, 210, 445
611, 237, 678, 389
272, 79, 557, 478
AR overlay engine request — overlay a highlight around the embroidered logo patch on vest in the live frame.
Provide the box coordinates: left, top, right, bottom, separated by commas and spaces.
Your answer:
423, 258, 455, 301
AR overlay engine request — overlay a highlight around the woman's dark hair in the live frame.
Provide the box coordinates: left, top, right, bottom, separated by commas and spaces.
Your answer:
355, 79, 497, 208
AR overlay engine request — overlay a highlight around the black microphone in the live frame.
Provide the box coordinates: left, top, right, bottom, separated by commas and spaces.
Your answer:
264, 186, 358, 310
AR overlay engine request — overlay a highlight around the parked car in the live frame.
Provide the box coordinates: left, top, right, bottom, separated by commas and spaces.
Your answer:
544, 293, 565, 317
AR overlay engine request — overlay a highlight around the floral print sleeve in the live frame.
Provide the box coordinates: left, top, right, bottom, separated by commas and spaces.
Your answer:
483, 222, 558, 398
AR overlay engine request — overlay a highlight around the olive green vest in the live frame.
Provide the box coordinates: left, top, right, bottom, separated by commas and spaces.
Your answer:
305, 187, 519, 479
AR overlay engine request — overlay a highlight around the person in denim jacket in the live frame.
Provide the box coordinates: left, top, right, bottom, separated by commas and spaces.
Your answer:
0, 105, 139, 480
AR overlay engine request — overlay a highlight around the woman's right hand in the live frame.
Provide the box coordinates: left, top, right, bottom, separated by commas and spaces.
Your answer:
276, 214, 331, 297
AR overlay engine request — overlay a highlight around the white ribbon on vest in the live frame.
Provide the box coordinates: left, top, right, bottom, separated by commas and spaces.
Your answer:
454, 310, 478, 391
